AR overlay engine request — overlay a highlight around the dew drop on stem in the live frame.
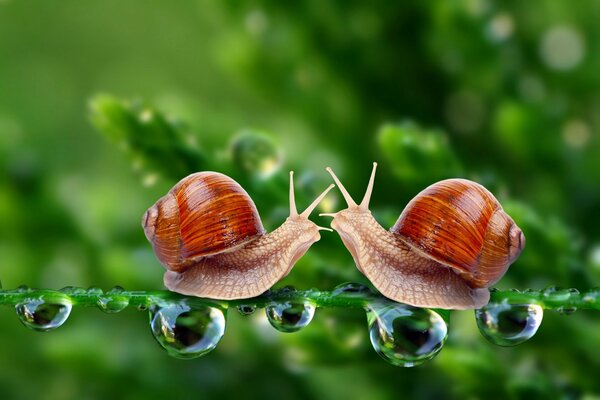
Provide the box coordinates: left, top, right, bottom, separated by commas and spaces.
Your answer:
15, 296, 73, 332
149, 302, 226, 359
97, 286, 129, 313
475, 302, 543, 346
365, 302, 448, 367
332, 282, 373, 297
542, 287, 579, 302
265, 301, 316, 333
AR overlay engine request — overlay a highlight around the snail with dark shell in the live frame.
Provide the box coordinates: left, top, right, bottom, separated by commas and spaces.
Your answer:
143, 171, 334, 300
322, 163, 525, 310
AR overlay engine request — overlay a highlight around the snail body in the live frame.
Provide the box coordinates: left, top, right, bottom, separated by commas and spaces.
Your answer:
324, 163, 525, 310
143, 171, 334, 300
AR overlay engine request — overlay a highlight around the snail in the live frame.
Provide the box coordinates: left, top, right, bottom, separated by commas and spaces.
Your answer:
142, 171, 334, 300
322, 163, 525, 310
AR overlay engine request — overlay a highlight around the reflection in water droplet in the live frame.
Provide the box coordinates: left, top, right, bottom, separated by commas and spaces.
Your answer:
150, 303, 226, 359
265, 301, 316, 333
475, 302, 543, 346
332, 282, 373, 297
237, 304, 257, 316
366, 302, 447, 367
16, 297, 72, 332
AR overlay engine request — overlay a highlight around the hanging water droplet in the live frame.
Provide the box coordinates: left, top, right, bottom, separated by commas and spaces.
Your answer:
16, 297, 72, 332
475, 302, 543, 346
237, 304, 257, 316
556, 306, 577, 315
366, 302, 448, 367
332, 282, 373, 297
265, 301, 316, 333
149, 303, 226, 359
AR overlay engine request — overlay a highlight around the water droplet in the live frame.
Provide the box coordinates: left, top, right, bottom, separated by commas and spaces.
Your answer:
16, 297, 72, 332
265, 301, 316, 333
277, 285, 296, 294
60, 286, 86, 295
542, 287, 578, 302
366, 302, 447, 367
475, 302, 543, 346
87, 287, 104, 296
149, 303, 226, 359
16, 285, 30, 293
97, 286, 129, 313
230, 130, 282, 179
556, 306, 577, 315
332, 282, 373, 297
237, 304, 257, 316
583, 288, 600, 303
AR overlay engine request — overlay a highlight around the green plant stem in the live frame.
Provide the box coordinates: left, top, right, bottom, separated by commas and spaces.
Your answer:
1, 286, 599, 312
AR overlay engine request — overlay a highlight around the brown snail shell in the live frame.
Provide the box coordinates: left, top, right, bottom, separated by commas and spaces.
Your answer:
143, 172, 265, 273
392, 178, 525, 289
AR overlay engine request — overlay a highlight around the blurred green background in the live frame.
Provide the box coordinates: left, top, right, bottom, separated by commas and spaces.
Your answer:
1, 1, 600, 399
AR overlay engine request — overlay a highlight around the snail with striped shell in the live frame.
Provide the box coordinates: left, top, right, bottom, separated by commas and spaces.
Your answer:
143, 171, 334, 299
322, 163, 525, 310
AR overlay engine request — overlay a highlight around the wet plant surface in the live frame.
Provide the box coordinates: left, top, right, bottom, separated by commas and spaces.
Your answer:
2, 285, 598, 365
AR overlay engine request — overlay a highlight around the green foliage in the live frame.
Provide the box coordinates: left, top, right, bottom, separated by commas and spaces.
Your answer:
90, 95, 205, 181
377, 121, 463, 186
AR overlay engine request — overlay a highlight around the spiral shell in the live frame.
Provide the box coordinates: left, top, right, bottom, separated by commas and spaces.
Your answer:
391, 178, 525, 288
142, 172, 265, 272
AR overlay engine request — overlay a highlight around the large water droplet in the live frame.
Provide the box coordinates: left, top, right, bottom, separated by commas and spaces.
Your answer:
97, 286, 129, 313
366, 302, 447, 367
149, 303, 226, 359
16, 297, 72, 332
265, 301, 316, 333
475, 302, 543, 346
